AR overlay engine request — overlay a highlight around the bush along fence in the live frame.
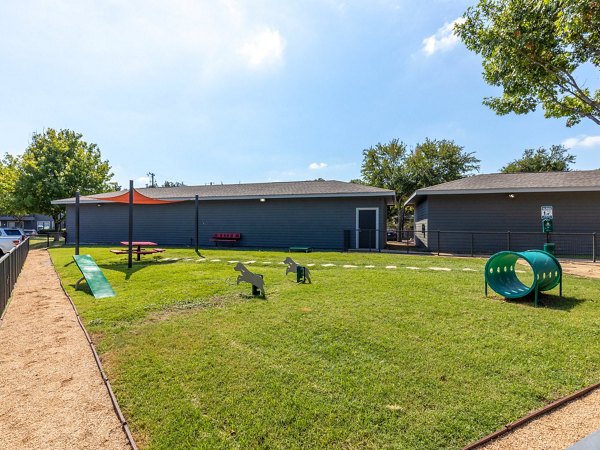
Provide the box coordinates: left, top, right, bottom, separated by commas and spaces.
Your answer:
344, 229, 598, 262
0, 238, 30, 319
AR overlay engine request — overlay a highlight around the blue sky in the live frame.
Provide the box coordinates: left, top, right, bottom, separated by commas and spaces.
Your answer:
1, 0, 598, 188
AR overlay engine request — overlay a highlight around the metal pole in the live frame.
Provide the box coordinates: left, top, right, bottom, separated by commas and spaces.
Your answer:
75, 191, 80, 255
195, 195, 199, 252
471, 232, 474, 257
507, 231, 511, 251
128, 180, 133, 269
437, 231, 440, 256
593, 232, 597, 263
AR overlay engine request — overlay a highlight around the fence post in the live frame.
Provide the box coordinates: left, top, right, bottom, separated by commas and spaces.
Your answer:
437, 231, 440, 256
507, 231, 511, 251
593, 232, 597, 263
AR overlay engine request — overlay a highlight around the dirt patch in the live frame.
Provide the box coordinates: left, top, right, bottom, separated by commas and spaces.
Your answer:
0, 249, 128, 449
560, 261, 600, 279
479, 388, 600, 450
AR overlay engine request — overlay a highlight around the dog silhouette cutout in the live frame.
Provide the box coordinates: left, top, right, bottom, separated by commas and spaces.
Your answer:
234, 262, 265, 296
283, 257, 311, 283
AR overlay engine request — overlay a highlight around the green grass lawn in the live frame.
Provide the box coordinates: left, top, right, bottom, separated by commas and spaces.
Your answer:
49, 247, 600, 449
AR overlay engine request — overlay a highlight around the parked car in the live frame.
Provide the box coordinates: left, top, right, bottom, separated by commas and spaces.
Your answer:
0, 228, 26, 255
23, 229, 38, 236
386, 229, 398, 240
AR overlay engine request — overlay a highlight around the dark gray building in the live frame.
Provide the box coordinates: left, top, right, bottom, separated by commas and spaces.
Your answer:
0, 214, 54, 231
53, 180, 395, 250
405, 171, 600, 256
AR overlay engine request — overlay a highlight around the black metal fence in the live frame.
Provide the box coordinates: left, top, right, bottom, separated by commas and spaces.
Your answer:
0, 238, 30, 318
344, 229, 598, 261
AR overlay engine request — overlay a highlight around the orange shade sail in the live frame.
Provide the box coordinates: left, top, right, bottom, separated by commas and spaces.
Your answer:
90, 189, 183, 205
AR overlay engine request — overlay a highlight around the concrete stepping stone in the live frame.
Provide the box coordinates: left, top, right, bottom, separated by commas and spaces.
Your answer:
365, 265, 375, 268
462, 268, 477, 272
322, 264, 336, 267
343, 265, 358, 268
210, 259, 221, 262
405, 266, 420, 270
429, 267, 451, 271
386, 265, 397, 269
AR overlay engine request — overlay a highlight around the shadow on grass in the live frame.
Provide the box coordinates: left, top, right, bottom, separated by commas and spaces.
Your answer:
505, 293, 586, 311
101, 259, 180, 280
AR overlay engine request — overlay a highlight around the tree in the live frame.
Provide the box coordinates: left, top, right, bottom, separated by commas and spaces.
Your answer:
404, 139, 481, 192
361, 139, 409, 194
360, 139, 411, 236
456, 0, 600, 127
15, 129, 115, 230
162, 180, 185, 187
0, 154, 27, 226
501, 145, 576, 172
349, 178, 365, 185
359, 138, 479, 237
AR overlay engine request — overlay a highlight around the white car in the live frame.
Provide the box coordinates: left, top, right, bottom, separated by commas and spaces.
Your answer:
0, 228, 26, 256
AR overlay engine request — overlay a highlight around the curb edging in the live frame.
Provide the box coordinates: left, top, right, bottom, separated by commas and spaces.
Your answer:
463, 381, 600, 449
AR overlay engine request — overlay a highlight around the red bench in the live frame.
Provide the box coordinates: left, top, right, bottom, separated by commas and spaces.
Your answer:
210, 232, 241, 246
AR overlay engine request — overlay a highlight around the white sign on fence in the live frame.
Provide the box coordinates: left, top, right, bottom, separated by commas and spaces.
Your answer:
541, 206, 553, 219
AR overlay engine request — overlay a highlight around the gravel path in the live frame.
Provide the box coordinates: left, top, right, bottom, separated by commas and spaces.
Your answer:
479, 389, 600, 450
0, 249, 128, 449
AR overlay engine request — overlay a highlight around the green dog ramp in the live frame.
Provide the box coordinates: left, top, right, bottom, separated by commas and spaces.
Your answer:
73, 254, 116, 298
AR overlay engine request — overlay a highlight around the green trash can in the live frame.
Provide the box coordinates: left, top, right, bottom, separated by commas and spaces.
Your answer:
544, 243, 555, 255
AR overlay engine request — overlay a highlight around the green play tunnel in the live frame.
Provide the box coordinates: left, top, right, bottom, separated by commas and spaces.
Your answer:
484, 250, 562, 306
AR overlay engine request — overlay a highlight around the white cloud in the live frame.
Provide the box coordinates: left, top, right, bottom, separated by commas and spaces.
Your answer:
0, 0, 288, 85
309, 162, 328, 170
562, 135, 600, 149
135, 176, 150, 187
422, 17, 465, 56
239, 28, 286, 69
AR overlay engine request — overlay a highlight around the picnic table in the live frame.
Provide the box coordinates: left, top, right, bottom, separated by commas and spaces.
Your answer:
110, 241, 165, 261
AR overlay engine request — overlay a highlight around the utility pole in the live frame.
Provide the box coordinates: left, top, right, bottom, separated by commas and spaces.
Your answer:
147, 172, 157, 188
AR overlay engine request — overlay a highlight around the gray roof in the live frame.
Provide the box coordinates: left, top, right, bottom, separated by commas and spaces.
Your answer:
52, 180, 395, 205
406, 170, 600, 205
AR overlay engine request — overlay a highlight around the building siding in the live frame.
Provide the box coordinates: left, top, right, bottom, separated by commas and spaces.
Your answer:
412, 192, 600, 255
414, 199, 429, 248
66, 197, 388, 250
427, 192, 600, 233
